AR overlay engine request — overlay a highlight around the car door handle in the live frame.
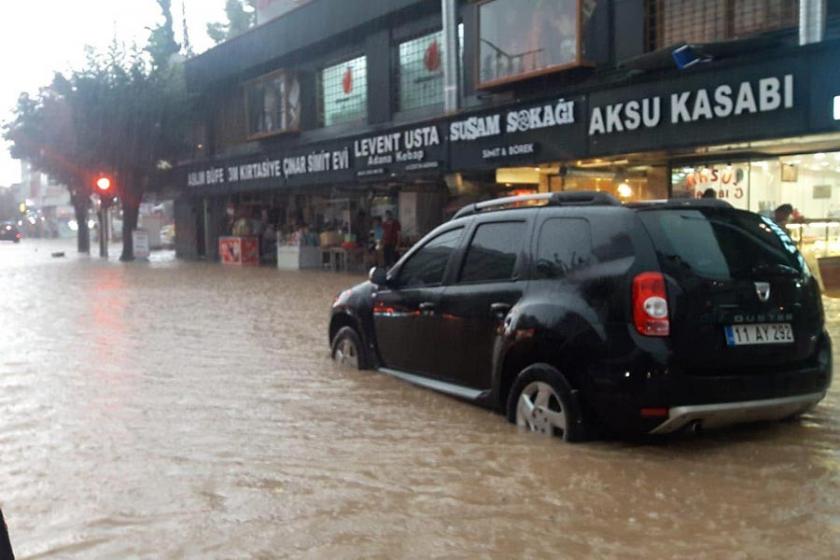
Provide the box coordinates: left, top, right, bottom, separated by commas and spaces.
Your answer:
490, 302, 511, 316
419, 302, 436, 312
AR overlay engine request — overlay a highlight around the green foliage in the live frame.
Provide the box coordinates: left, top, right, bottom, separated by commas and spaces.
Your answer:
147, 0, 181, 68
207, 0, 257, 44
2, 0, 191, 259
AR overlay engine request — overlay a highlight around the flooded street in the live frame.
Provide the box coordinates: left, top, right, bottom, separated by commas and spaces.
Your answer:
1, 239, 840, 559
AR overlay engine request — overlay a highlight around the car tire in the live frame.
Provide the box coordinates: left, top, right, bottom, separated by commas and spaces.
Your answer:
331, 326, 368, 370
506, 363, 586, 442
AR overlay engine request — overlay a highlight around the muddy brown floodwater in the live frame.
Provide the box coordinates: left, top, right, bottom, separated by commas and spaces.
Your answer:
1, 239, 840, 559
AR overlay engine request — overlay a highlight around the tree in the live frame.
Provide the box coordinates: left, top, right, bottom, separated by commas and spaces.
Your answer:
3, 1, 190, 260
207, 0, 257, 44
4, 77, 95, 253
147, 0, 181, 68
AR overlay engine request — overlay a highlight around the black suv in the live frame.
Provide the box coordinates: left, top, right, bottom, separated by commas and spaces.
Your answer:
329, 192, 832, 440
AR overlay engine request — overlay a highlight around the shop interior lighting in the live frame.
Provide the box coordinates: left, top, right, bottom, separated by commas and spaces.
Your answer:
834, 95, 840, 120
617, 183, 633, 198
576, 159, 629, 168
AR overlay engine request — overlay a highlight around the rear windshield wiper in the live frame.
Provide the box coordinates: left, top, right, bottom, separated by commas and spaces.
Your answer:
750, 263, 800, 277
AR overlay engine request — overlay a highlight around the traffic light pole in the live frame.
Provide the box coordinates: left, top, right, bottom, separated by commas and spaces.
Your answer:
98, 204, 109, 258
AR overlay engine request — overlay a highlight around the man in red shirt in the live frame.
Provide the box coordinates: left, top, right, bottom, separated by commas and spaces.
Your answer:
382, 210, 401, 267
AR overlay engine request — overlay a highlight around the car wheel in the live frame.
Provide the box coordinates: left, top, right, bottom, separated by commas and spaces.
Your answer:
331, 326, 368, 370
506, 364, 585, 442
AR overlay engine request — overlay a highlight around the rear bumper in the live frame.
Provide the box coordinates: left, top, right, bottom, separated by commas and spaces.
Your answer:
585, 331, 832, 435
648, 391, 826, 434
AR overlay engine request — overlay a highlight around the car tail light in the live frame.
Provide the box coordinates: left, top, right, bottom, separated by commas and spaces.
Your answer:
633, 272, 670, 336
640, 407, 669, 418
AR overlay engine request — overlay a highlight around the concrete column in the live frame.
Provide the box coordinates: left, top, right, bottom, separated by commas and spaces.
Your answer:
800, 0, 826, 45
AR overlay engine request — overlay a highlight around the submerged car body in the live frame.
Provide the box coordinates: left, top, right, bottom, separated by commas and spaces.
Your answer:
329, 193, 832, 439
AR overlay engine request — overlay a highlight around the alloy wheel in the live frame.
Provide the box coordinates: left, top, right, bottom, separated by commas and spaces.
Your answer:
516, 381, 567, 437
334, 336, 359, 368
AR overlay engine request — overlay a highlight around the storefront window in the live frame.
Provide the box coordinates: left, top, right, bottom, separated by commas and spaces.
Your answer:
478, 0, 586, 87
398, 31, 444, 111
245, 71, 301, 138
319, 56, 367, 126
672, 152, 840, 260
562, 164, 669, 202
397, 26, 465, 112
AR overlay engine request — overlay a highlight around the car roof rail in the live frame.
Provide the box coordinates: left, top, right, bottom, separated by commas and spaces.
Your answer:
453, 191, 621, 220
626, 198, 734, 209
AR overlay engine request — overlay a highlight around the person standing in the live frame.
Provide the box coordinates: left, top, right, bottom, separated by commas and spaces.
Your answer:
382, 210, 402, 267
773, 204, 794, 227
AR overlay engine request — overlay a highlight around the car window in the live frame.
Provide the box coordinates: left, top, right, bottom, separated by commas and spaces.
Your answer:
535, 218, 593, 279
397, 228, 463, 288
459, 221, 526, 283
640, 209, 806, 280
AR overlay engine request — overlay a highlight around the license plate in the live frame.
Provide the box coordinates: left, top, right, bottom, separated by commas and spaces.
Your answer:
724, 323, 794, 346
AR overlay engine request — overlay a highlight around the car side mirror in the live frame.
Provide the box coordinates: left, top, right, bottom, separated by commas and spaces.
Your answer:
369, 266, 389, 287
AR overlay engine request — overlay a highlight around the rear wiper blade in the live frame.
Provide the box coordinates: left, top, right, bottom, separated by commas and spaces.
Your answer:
751, 263, 800, 277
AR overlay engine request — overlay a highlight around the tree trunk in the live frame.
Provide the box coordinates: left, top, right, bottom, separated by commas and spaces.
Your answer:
120, 192, 141, 262
71, 192, 91, 253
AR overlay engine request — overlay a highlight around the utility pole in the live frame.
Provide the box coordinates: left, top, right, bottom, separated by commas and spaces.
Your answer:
98, 202, 110, 258
441, 0, 459, 113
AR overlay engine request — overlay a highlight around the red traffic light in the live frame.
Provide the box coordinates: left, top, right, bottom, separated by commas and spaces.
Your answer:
96, 176, 112, 192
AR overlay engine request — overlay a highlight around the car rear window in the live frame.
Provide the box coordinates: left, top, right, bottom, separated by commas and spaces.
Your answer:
639, 208, 805, 280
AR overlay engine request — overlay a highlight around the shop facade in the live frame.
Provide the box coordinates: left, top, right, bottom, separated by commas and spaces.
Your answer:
171, 1, 840, 283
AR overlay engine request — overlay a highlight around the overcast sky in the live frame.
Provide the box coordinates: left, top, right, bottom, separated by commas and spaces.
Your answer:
0, 0, 226, 187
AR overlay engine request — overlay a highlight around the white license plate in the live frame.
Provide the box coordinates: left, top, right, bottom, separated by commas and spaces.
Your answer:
725, 323, 794, 346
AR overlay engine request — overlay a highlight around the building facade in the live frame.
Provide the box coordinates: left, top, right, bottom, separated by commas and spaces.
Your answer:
17, 161, 74, 238
172, 0, 840, 268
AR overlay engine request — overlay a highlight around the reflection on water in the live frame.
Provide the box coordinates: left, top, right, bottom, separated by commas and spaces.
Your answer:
1, 240, 839, 559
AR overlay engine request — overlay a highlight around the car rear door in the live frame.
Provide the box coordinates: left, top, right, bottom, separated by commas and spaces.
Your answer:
435, 217, 531, 389
638, 207, 824, 375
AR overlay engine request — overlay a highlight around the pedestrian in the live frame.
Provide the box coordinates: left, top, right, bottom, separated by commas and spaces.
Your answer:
0, 507, 13, 559
370, 216, 384, 266
382, 210, 401, 267
701, 188, 716, 199
773, 203, 794, 227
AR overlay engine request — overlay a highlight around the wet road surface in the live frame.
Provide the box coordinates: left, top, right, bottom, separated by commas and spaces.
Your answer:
2, 239, 840, 559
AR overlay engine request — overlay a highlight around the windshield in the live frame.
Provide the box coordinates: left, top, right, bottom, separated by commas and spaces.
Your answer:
640, 208, 807, 280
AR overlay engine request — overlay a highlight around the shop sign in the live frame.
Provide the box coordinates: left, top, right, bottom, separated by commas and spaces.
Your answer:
449, 96, 584, 170
589, 75, 793, 136
353, 123, 446, 178
282, 147, 351, 179
187, 159, 283, 188
227, 160, 283, 182
588, 58, 807, 156
450, 98, 575, 142
481, 143, 538, 160
673, 163, 749, 210
353, 125, 440, 166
